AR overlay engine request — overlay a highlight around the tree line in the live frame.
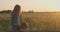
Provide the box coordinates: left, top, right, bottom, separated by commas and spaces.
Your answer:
0, 10, 34, 14
0, 10, 11, 14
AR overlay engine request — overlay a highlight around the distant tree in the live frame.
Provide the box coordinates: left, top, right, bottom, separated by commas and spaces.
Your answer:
28, 10, 34, 13
0, 10, 6, 13
0, 10, 11, 14
22, 11, 28, 13
6, 10, 11, 13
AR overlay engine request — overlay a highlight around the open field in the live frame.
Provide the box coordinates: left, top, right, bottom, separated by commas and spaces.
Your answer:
22, 12, 60, 30
0, 12, 60, 32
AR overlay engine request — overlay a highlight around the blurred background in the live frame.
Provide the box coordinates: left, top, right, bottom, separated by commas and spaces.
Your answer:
0, 0, 60, 32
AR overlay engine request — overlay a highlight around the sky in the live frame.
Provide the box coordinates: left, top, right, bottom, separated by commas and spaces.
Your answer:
0, 0, 60, 12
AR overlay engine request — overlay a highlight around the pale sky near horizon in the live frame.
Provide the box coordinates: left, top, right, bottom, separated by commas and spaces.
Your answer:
0, 0, 60, 12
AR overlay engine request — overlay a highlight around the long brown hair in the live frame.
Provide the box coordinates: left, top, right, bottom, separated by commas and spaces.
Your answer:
11, 4, 21, 16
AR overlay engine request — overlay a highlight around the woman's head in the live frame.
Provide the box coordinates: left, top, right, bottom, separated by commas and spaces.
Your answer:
13, 5, 20, 12
11, 4, 21, 16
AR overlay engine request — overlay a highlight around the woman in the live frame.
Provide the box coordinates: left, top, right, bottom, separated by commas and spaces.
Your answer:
11, 4, 22, 32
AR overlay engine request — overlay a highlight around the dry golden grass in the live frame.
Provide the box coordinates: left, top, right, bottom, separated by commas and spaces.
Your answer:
22, 12, 60, 30
0, 12, 60, 30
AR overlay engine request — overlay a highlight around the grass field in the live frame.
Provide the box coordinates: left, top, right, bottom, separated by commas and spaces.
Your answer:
0, 12, 60, 31
22, 12, 60, 30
